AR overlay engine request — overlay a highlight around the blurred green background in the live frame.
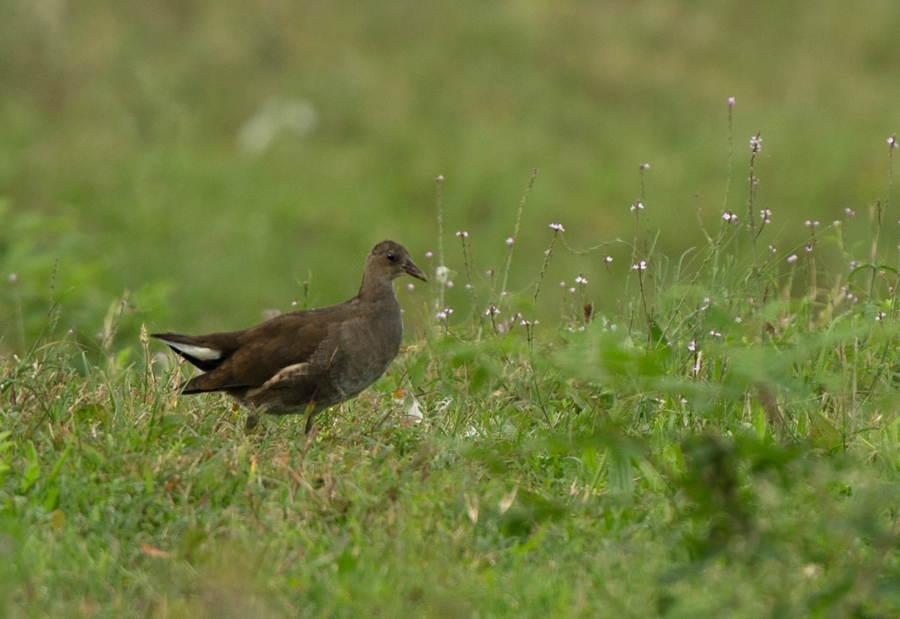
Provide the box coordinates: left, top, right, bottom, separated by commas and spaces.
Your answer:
2, 0, 899, 350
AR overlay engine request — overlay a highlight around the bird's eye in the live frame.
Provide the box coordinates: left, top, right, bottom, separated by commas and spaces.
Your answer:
386, 252, 398, 262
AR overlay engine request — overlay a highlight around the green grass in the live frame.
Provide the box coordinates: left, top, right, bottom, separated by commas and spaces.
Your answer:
5, 135, 900, 616
5, 3, 900, 616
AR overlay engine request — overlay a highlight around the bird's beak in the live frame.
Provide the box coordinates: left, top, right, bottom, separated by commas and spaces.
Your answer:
404, 259, 428, 282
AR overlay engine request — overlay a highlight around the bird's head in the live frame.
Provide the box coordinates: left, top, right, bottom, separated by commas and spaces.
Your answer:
367, 240, 428, 283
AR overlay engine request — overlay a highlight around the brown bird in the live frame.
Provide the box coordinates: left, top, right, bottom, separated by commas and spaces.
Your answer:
152, 240, 427, 433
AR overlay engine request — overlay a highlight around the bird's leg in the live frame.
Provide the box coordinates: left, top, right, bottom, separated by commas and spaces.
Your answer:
245, 408, 261, 432
303, 401, 317, 434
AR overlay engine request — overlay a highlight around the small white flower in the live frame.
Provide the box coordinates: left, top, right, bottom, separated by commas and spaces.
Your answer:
425, 251, 433, 259
845, 207, 855, 218
787, 254, 798, 264
406, 283, 415, 291
455, 230, 469, 238
603, 255, 613, 263
630, 201, 645, 212
735, 316, 742, 323
485, 305, 500, 316
291, 301, 299, 307
631, 260, 647, 271
559, 281, 566, 288
688, 340, 696, 352
749, 135, 762, 153
506, 237, 515, 246
759, 208, 772, 223
445, 281, 454, 288
889, 136, 898, 149
575, 275, 588, 285
549, 223, 565, 232
8, 273, 17, 283
464, 283, 472, 290
728, 97, 736, 107
568, 287, 576, 294
876, 311, 887, 321
709, 330, 722, 338
435, 265, 451, 283
639, 163, 650, 170
435, 308, 454, 320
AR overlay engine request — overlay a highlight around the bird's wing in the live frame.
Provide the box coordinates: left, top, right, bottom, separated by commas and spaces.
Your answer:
175, 308, 346, 393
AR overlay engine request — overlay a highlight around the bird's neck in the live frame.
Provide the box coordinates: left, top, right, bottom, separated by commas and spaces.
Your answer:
357, 275, 398, 304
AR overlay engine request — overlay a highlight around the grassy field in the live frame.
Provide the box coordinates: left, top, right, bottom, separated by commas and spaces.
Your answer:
5, 138, 900, 615
4, 1, 900, 617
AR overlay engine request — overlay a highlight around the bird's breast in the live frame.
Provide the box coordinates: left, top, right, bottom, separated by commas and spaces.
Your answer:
333, 307, 403, 397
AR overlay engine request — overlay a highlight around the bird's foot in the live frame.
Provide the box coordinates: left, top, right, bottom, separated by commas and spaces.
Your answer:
245, 412, 261, 433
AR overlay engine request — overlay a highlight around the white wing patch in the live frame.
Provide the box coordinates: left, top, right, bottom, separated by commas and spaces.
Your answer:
160, 340, 222, 361
263, 362, 311, 388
